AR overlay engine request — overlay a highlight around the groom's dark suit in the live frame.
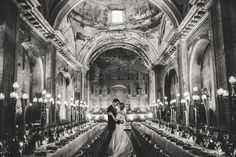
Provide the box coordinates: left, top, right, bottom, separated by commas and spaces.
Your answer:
107, 104, 117, 145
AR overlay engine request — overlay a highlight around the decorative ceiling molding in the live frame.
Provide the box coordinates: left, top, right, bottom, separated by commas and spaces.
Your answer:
155, 45, 177, 65
154, 0, 215, 66
49, 0, 181, 30
164, 28, 180, 45
178, 0, 215, 38
15, 0, 87, 72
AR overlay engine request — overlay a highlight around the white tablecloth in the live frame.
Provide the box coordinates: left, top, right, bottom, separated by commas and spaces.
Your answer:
138, 123, 226, 157
30, 123, 106, 157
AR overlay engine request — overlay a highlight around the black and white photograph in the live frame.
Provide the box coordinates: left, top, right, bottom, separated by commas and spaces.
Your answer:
0, 0, 236, 157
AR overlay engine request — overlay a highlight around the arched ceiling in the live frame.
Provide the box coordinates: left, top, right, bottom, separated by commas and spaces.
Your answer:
48, 0, 182, 70
79, 30, 157, 68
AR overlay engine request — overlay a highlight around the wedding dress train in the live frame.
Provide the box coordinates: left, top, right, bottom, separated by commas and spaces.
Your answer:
108, 112, 133, 157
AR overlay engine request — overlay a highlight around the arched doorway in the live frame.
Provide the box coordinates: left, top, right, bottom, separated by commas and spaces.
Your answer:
56, 71, 73, 120
189, 38, 216, 126
164, 69, 178, 102
164, 68, 178, 122
15, 42, 44, 137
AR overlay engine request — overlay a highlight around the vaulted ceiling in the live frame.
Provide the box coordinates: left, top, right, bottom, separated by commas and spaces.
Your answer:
46, 0, 182, 69
70, 0, 163, 30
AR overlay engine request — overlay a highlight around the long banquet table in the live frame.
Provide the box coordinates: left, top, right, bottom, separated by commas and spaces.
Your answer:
138, 123, 227, 157
27, 123, 106, 157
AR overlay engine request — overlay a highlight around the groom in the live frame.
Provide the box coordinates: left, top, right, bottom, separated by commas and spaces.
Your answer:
107, 98, 120, 146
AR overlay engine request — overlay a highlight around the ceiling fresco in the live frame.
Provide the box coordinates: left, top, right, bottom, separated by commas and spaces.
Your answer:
70, 0, 163, 30
56, 0, 177, 69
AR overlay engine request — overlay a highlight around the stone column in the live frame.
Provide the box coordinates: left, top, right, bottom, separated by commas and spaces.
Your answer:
149, 69, 157, 105
0, 1, 19, 136
210, 0, 235, 129
45, 44, 56, 124
81, 71, 86, 102
87, 79, 90, 106
154, 65, 164, 100
179, 39, 189, 93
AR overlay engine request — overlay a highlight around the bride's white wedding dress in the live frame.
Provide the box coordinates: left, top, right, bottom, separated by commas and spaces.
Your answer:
108, 111, 133, 157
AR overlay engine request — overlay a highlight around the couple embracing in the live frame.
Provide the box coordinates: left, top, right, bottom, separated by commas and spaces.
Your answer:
106, 99, 133, 157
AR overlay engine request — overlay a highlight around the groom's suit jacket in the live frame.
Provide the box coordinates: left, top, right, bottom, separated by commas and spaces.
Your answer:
107, 105, 117, 131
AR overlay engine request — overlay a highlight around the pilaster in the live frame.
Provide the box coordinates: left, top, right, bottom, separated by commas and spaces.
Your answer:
0, 1, 19, 135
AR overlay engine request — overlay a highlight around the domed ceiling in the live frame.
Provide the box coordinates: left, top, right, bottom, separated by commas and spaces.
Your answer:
70, 0, 163, 30
57, 0, 177, 68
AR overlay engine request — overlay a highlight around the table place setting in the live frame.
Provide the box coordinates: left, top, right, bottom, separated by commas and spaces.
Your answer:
139, 121, 227, 157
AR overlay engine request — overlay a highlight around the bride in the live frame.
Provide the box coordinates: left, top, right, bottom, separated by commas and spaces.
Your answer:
108, 102, 133, 157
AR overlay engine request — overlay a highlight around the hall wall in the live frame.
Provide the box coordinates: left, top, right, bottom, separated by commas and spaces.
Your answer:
89, 75, 149, 109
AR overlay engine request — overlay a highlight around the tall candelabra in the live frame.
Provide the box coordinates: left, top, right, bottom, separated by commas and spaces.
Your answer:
21, 93, 29, 133
170, 99, 177, 124
56, 94, 61, 122
70, 97, 75, 126
38, 90, 53, 130
192, 87, 200, 131
183, 91, 190, 126
75, 100, 80, 123
176, 93, 180, 124
0, 93, 5, 121
164, 96, 169, 122
150, 101, 157, 121
8, 82, 21, 156
156, 99, 163, 120
64, 101, 68, 121
228, 76, 236, 130
217, 87, 229, 128
201, 88, 209, 126
80, 100, 83, 122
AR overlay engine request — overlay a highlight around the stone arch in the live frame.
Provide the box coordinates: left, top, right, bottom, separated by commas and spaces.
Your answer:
56, 70, 75, 120
189, 38, 210, 94
56, 71, 74, 103
20, 42, 44, 98
88, 43, 152, 69
79, 31, 157, 68
164, 68, 178, 101
189, 38, 216, 126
